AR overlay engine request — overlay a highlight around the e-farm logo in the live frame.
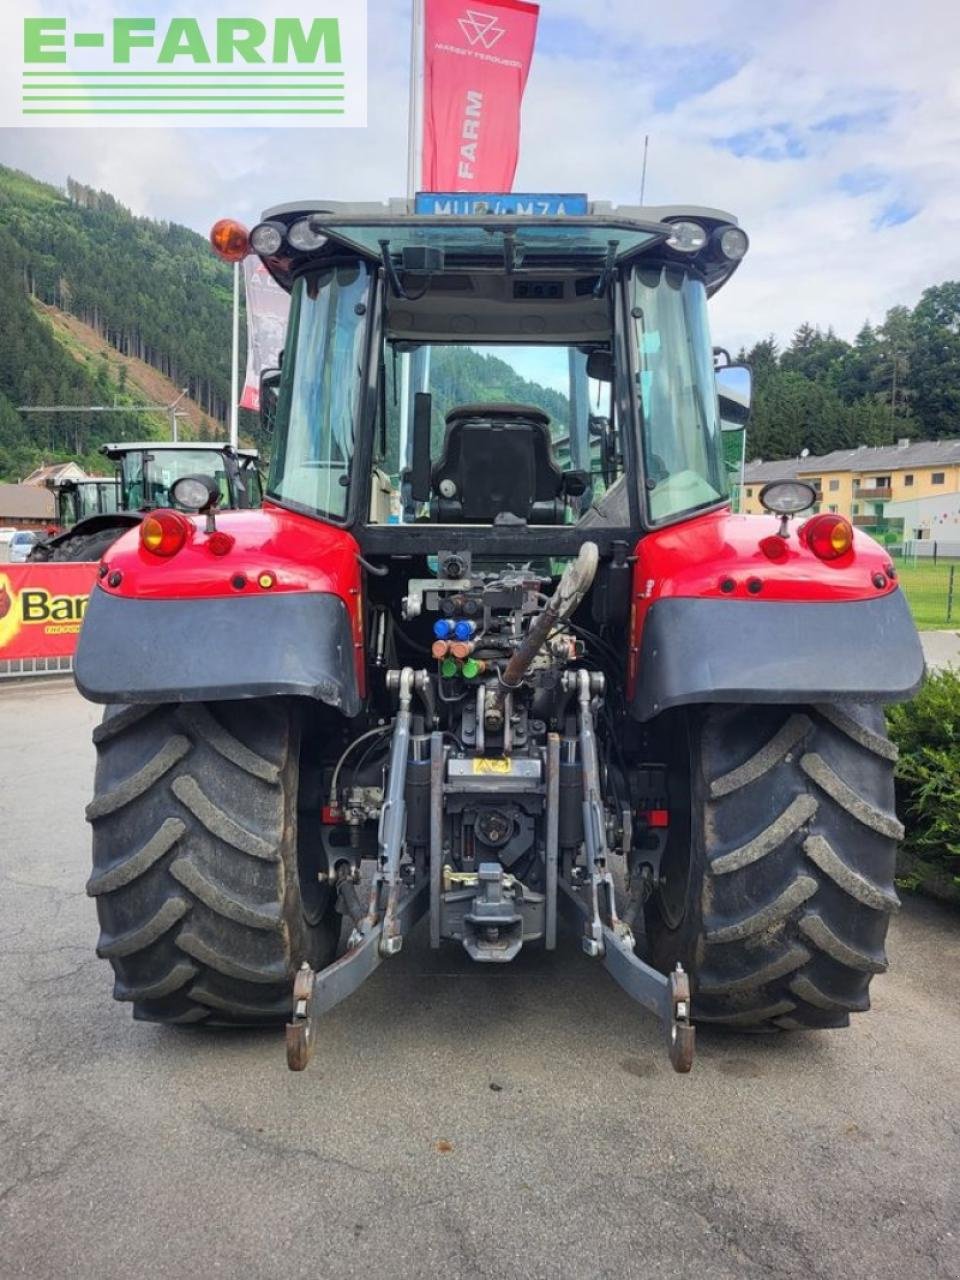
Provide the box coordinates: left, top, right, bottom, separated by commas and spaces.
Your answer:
0, 4, 366, 128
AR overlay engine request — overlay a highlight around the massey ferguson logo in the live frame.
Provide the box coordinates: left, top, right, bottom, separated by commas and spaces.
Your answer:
458, 10, 507, 49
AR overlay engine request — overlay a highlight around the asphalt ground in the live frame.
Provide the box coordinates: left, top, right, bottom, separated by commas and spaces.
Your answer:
919, 628, 960, 671
1, 680, 959, 1280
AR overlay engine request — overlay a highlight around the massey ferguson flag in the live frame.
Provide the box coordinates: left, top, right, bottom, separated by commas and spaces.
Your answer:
241, 257, 291, 412
422, 0, 540, 192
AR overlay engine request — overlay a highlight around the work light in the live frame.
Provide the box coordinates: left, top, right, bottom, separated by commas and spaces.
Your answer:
758, 481, 817, 515
665, 220, 707, 253
170, 475, 219, 513
250, 222, 285, 255
715, 226, 749, 261
287, 218, 329, 252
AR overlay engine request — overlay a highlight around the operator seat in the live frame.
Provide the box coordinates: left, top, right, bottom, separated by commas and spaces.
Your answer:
431, 403, 565, 523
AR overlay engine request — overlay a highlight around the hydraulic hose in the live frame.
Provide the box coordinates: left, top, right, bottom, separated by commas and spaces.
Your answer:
487, 541, 599, 723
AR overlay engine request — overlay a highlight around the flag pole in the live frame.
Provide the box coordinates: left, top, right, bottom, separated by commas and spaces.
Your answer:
406, 0, 424, 199
400, 0, 425, 513
230, 260, 240, 449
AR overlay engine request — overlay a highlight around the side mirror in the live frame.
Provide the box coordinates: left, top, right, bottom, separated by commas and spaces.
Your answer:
586, 350, 614, 383
716, 363, 752, 429
260, 368, 282, 436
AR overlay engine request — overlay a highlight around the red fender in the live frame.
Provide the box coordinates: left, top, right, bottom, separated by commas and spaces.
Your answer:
97, 502, 366, 697
627, 508, 899, 699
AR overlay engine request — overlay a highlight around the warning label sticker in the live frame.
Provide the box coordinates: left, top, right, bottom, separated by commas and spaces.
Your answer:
472, 757, 511, 775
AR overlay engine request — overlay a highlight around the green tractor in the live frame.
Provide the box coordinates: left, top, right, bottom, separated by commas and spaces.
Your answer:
30, 441, 263, 562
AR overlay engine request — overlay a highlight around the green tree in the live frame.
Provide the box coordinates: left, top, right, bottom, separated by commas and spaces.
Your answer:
907, 283, 960, 437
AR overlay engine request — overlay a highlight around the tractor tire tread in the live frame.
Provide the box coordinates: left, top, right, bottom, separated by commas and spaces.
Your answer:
710, 794, 817, 874
647, 703, 900, 1032
800, 752, 904, 838
169, 856, 283, 930
709, 713, 811, 798
176, 704, 281, 783
96, 896, 189, 958
88, 700, 338, 1026
85, 736, 191, 819
704, 875, 818, 943
170, 774, 277, 860
113, 961, 198, 1003
86, 817, 185, 895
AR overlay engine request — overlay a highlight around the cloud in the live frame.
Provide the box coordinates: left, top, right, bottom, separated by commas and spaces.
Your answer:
0, 0, 957, 355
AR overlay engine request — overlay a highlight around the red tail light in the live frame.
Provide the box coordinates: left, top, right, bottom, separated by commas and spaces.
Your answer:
804, 514, 853, 560
140, 510, 190, 558
207, 531, 235, 557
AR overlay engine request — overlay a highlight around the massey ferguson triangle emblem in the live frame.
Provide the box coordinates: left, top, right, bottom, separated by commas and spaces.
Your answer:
458, 10, 507, 49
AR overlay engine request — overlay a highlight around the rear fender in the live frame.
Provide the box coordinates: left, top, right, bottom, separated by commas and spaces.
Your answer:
36, 512, 142, 555
627, 508, 924, 720
75, 503, 365, 712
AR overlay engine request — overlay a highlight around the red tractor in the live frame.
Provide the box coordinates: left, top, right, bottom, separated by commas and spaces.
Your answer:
75, 196, 923, 1072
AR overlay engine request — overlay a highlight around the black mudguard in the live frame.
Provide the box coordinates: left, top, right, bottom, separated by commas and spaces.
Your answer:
631, 590, 924, 721
75, 587, 361, 714
29, 513, 143, 560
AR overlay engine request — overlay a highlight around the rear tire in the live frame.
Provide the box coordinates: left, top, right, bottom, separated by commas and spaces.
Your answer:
56, 530, 123, 562
86, 699, 340, 1025
645, 703, 902, 1030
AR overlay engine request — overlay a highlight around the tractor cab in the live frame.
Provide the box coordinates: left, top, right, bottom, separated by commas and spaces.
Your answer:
254, 196, 751, 556
49, 475, 121, 531
30, 441, 263, 561
100, 441, 263, 512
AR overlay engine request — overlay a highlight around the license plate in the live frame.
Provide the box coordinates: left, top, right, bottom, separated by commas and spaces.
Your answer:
415, 192, 588, 217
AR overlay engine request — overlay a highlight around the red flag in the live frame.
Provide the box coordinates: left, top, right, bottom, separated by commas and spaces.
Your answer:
421, 0, 539, 192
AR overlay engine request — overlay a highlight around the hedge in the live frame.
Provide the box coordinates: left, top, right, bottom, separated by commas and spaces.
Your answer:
887, 669, 960, 906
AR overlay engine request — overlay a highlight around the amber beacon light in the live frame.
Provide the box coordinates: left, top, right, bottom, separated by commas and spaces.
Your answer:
209, 218, 251, 263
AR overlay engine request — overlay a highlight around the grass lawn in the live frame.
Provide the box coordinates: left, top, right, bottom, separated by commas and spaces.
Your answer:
893, 557, 960, 630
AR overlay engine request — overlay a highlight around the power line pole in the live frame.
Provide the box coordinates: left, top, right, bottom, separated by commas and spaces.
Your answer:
19, 389, 191, 449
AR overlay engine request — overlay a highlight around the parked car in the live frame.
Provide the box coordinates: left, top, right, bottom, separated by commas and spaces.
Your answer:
8, 530, 38, 563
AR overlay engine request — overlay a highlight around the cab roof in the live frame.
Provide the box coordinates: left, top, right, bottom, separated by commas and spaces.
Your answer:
257, 197, 746, 297
100, 442, 259, 460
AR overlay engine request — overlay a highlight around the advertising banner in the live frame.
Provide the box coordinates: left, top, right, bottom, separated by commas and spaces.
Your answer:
241, 257, 291, 412
0, 564, 98, 661
422, 0, 539, 192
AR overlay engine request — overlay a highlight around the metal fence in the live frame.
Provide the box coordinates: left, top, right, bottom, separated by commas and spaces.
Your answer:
889, 547, 960, 628
0, 656, 74, 681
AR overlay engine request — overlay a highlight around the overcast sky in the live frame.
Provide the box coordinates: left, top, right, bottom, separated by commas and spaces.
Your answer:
0, 0, 957, 353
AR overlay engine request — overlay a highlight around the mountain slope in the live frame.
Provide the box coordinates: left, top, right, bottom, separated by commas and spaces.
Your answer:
0, 165, 241, 479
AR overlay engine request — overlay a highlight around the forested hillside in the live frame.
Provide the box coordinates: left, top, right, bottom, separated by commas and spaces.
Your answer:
0, 165, 242, 480
736, 285, 960, 461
